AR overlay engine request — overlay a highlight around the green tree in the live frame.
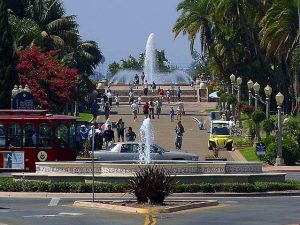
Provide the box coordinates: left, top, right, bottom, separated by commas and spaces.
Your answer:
0, 0, 18, 109
108, 61, 121, 76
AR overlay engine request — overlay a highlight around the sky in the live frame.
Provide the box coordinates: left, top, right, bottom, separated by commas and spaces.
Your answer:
62, 0, 194, 75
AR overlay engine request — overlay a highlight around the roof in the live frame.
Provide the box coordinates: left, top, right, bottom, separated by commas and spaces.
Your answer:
211, 120, 230, 124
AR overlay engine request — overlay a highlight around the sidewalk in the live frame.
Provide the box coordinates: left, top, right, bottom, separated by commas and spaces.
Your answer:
263, 166, 300, 173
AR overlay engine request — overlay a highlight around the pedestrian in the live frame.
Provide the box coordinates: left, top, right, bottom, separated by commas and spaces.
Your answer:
106, 89, 113, 106
175, 120, 185, 150
134, 74, 139, 89
176, 86, 182, 101
103, 124, 115, 149
104, 102, 111, 120
129, 90, 134, 104
151, 81, 156, 93
90, 100, 100, 122
143, 101, 149, 118
137, 95, 142, 112
141, 71, 145, 84
176, 99, 185, 120
169, 107, 175, 122
155, 97, 162, 119
159, 89, 165, 101
166, 89, 171, 104
116, 118, 125, 142
94, 127, 103, 150
149, 99, 155, 119
79, 125, 89, 155
143, 80, 149, 96
131, 100, 139, 121
115, 94, 120, 107
125, 127, 137, 142
171, 84, 175, 102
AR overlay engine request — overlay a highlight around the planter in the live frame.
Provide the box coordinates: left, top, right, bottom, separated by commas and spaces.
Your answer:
205, 157, 227, 161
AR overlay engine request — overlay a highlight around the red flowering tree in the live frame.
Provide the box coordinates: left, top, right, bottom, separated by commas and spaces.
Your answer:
17, 46, 79, 111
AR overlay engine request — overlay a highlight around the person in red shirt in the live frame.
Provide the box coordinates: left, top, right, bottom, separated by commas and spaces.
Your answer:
143, 101, 149, 118
159, 89, 165, 101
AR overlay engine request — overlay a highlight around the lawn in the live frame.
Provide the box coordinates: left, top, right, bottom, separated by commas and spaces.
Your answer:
77, 113, 93, 122
205, 108, 218, 113
239, 147, 261, 161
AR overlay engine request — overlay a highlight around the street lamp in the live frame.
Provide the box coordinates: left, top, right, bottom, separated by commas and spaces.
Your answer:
253, 82, 260, 110
247, 80, 254, 106
11, 85, 18, 109
275, 92, 285, 166
23, 84, 31, 93
229, 74, 242, 126
264, 85, 272, 119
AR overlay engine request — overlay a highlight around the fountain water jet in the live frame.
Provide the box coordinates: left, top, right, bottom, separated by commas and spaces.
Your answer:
109, 33, 192, 85
138, 118, 153, 164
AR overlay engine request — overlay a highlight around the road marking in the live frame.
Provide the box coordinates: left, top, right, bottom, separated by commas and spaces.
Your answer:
24, 214, 58, 218
219, 201, 239, 204
0, 210, 10, 213
59, 212, 85, 216
48, 198, 60, 206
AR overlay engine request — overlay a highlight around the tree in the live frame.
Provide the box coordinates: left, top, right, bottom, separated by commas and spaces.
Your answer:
0, 0, 18, 109
17, 46, 78, 111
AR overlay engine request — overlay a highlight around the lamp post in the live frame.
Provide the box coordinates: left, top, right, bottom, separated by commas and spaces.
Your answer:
229, 74, 242, 126
264, 85, 272, 119
91, 125, 95, 202
247, 80, 254, 106
230, 74, 236, 94
23, 84, 31, 93
11, 85, 18, 109
275, 92, 285, 166
253, 82, 260, 110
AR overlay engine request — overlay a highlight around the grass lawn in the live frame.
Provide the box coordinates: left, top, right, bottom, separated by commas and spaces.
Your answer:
239, 147, 261, 161
205, 108, 218, 113
77, 113, 93, 122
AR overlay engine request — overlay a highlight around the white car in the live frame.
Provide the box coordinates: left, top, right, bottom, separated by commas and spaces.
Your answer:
91, 142, 199, 161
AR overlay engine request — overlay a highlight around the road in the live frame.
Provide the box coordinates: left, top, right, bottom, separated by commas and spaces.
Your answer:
0, 195, 300, 225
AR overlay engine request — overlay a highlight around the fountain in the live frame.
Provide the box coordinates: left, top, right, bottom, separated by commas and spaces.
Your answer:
12, 118, 286, 184
138, 118, 153, 164
109, 33, 192, 84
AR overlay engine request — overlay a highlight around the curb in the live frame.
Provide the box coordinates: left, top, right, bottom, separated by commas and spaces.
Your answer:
73, 200, 219, 214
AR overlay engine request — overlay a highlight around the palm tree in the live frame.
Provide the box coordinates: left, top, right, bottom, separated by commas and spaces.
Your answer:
260, 0, 299, 62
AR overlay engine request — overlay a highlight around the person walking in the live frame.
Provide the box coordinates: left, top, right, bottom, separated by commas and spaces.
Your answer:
148, 99, 155, 119
94, 127, 103, 150
169, 107, 175, 122
166, 89, 171, 104
104, 102, 111, 120
175, 120, 185, 150
134, 74, 139, 89
116, 118, 125, 142
114, 94, 120, 107
103, 124, 115, 149
155, 97, 162, 119
125, 127, 137, 141
90, 100, 100, 122
143, 80, 149, 96
176, 99, 185, 120
143, 101, 149, 118
131, 100, 139, 121
106, 90, 113, 107
176, 86, 182, 101
151, 81, 156, 93
141, 71, 145, 84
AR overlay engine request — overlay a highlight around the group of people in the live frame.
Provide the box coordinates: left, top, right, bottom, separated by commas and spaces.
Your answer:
77, 119, 137, 155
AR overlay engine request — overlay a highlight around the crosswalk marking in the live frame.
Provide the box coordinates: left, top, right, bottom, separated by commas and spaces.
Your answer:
48, 198, 60, 206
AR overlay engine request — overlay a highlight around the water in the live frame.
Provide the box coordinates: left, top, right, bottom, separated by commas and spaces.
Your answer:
138, 118, 154, 164
109, 33, 192, 85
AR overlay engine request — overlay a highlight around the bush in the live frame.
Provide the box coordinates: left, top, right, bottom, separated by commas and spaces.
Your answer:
241, 105, 255, 116
127, 166, 177, 204
252, 110, 266, 124
264, 136, 300, 165
263, 118, 275, 136
232, 137, 253, 146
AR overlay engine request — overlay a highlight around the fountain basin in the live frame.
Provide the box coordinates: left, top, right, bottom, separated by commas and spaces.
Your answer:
12, 160, 286, 184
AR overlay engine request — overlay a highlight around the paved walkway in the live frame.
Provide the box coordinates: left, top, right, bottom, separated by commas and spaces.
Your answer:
96, 101, 234, 161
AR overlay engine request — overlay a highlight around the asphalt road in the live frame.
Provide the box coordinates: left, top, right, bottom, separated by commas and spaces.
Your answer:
0, 196, 300, 225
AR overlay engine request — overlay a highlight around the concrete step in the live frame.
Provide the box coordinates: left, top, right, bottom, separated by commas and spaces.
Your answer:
115, 96, 198, 103
109, 89, 197, 96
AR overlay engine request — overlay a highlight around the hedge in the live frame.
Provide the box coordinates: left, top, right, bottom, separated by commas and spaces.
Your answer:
0, 178, 299, 193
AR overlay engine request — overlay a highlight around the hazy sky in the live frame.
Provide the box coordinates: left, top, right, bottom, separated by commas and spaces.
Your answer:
62, 0, 194, 74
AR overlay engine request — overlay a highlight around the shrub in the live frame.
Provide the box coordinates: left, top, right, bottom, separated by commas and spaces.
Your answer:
232, 137, 253, 146
263, 118, 275, 136
263, 136, 300, 165
127, 166, 177, 204
241, 105, 255, 117
252, 110, 266, 124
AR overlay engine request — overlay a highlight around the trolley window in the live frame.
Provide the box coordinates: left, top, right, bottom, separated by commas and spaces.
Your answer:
0, 124, 5, 148
69, 123, 76, 148
56, 124, 68, 148
23, 124, 36, 148
8, 123, 21, 147
39, 124, 51, 148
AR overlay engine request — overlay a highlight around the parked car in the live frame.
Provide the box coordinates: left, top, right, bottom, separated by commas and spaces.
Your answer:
208, 120, 233, 151
91, 142, 199, 161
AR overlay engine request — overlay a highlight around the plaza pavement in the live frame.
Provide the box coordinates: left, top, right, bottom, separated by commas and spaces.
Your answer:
96, 101, 235, 161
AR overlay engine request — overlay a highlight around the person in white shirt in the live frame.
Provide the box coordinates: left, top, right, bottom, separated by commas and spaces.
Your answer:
114, 94, 120, 107
106, 90, 113, 106
143, 80, 149, 96
176, 100, 185, 120
128, 90, 134, 104
131, 100, 139, 121
137, 95, 142, 113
